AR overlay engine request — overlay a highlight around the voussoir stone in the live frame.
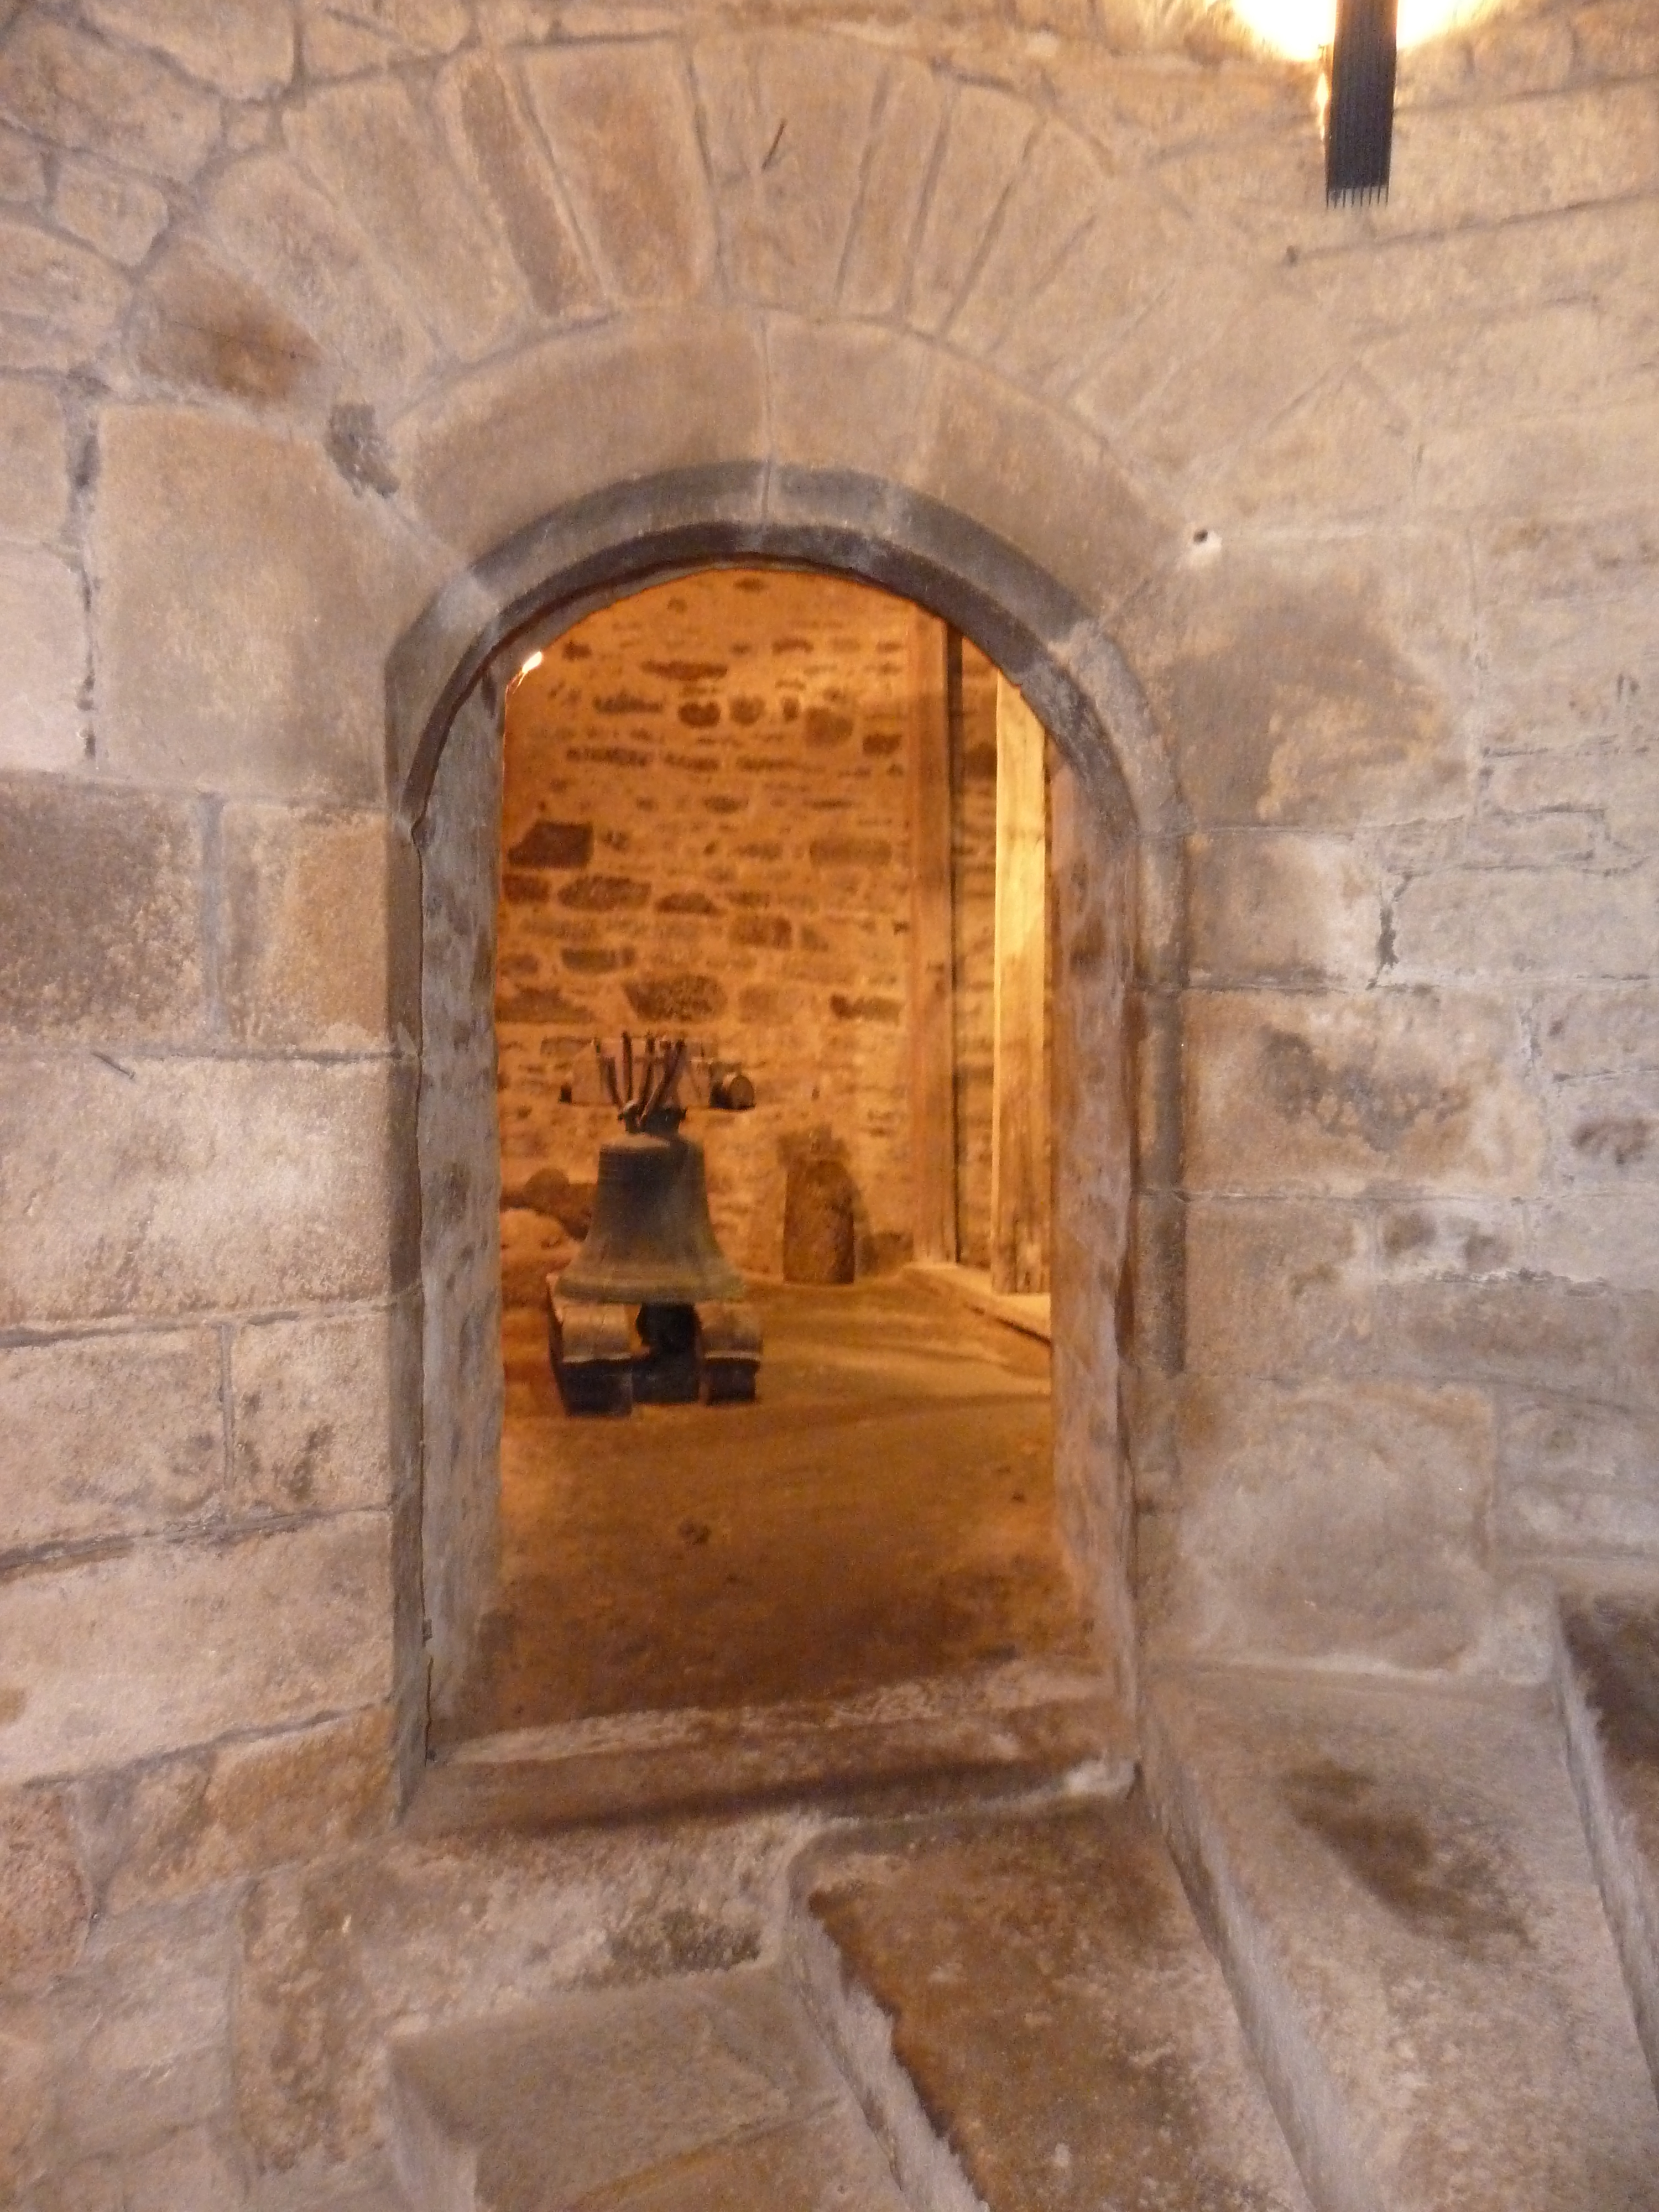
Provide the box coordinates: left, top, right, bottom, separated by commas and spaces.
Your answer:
0, 778, 206, 1042
128, 238, 328, 409
0, 1329, 223, 1557
220, 804, 419, 1052
906, 80, 1038, 336
93, 406, 439, 801
0, 1055, 417, 1328
521, 41, 717, 302
393, 311, 766, 566
0, 1516, 394, 1783
837, 55, 946, 320
0, 545, 84, 771
81, 0, 295, 101
284, 77, 527, 364
51, 156, 170, 269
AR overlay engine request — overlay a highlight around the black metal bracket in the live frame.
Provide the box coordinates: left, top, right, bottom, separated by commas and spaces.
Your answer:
1327, 0, 1399, 205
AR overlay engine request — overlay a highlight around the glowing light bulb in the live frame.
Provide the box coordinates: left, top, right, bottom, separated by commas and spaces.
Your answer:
1224, 0, 1496, 60
517, 649, 544, 678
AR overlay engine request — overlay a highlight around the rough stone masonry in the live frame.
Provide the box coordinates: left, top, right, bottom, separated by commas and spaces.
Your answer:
0, 0, 1657, 2197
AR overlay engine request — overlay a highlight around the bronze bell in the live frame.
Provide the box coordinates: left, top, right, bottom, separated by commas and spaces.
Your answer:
558, 1132, 745, 1307
548, 1034, 761, 1414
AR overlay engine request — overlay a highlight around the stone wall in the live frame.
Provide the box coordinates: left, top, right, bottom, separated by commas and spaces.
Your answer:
2, 0, 1658, 2189
495, 567, 917, 1289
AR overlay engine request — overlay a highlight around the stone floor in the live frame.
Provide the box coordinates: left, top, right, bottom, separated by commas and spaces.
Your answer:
446, 1275, 1086, 1745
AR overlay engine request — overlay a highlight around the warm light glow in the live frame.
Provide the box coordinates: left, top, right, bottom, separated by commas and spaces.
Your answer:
515, 649, 544, 681
1225, 0, 1498, 63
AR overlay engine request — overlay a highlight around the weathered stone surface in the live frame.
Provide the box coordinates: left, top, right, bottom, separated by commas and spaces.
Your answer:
837, 56, 945, 320
1184, 989, 1546, 1198
0, 17, 222, 184
1394, 865, 1659, 982
695, 33, 883, 310
0, 779, 205, 1041
906, 81, 1036, 335
521, 42, 717, 302
221, 805, 418, 1051
766, 315, 936, 486
0, 544, 82, 770
1380, 1275, 1659, 1412
435, 51, 601, 326
1148, 1671, 1659, 2212
0, 1785, 89, 1986
1185, 1198, 1372, 1375
82, 0, 295, 101
1374, 1197, 1520, 1282
231, 1303, 418, 1520
0, 379, 67, 539
302, 0, 469, 75
949, 121, 1105, 362
0, 1057, 416, 1327
0, 1516, 393, 1783
51, 156, 169, 267
1138, 556, 1469, 828
41, 1887, 238, 2166
1532, 1193, 1659, 1289
0, 214, 126, 372
94, 406, 434, 800
394, 312, 765, 564
1188, 830, 1380, 986
1533, 983, 1659, 1079
0, 1329, 222, 1557
206, 153, 434, 398
1389, 77, 1659, 237
995, 175, 1191, 399
285, 79, 526, 364
72, 1707, 394, 1916
0, 121, 48, 204
1161, 1375, 1497, 1670
128, 239, 328, 408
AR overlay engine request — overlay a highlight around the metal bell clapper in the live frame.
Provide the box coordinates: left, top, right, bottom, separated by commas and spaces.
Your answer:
547, 1034, 761, 1415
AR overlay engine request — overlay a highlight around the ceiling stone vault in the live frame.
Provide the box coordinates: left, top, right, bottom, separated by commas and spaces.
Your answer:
1, 0, 1658, 2204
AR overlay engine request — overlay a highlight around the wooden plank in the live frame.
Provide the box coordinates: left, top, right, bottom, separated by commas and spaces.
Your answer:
991, 673, 1050, 1294
907, 608, 957, 1264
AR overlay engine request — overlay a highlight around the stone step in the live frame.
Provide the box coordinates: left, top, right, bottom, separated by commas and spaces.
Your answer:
388, 1965, 910, 2212
1145, 1669, 1659, 2212
1556, 1581, 1659, 2090
788, 1792, 1314, 2212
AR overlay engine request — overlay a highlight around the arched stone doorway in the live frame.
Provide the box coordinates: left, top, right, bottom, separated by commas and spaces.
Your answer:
396, 467, 1179, 1766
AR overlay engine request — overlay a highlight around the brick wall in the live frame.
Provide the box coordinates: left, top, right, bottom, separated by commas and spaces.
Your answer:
496, 568, 918, 1291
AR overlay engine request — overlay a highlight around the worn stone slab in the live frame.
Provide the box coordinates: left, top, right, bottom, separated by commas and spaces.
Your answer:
0, 216, 128, 374
0, 1056, 416, 1327
0, 1782, 90, 1987
128, 238, 328, 410
391, 1966, 905, 2212
285, 79, 526, 365
0, 1515, 393, 1784
1394, 865, 1659, 984
521, 42, 716, 304
1184, 1198, 1373, 1378
231, 1303, 418, 1521
1556, 1586, 1659, 2091
302, 0, 469, 77
52, 155, 170, 268
221, 805, 419, 1052
0, 544, 84, 771
794, 1796, 1311, 2212
1146, 1671, 1659, 2212
907, 81, 1036, 336
1155, 1375, 1500, 1674
837, 55, 946, 320
82, 0, 295, 101
0, 1328, 222, 1557
0, 778, 205, 1042
1184, 988, 1546, 1199
0, 379, 67, 540
93, 405, 436, 800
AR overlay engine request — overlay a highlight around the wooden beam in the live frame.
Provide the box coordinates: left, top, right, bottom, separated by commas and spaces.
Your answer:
991, 673, 1049, 1294
907, 608, 957, 1264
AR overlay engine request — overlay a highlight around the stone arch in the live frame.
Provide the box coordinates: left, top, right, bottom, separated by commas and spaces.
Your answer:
400, 459, 1174, 1747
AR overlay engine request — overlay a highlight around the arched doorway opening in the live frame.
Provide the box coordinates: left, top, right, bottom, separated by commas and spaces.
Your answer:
398, 471, 1161, 1795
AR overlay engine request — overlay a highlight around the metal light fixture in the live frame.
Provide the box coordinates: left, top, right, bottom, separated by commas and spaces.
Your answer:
1326, 0, 1399, 204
